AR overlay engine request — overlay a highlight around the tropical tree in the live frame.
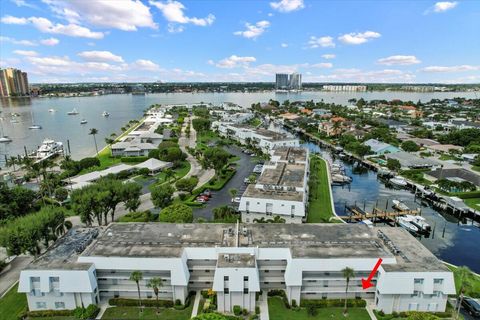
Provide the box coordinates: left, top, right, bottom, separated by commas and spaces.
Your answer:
6, 156, 19, 171
163, 168, 175, 183
129, 271, 144, 310
455, 266, 473, 320
89, 128, 99, 156
342, 267, 355, 315
146, 277, 163, 312
228, 188, 238, 202
151, 184, 175, 209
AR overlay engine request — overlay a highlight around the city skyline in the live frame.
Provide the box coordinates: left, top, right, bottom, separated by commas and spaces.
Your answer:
0, 0, 479, 84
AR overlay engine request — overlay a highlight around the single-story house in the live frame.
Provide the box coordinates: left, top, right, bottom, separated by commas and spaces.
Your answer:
363, 139, 400, 155
377, 118, 408, 130
427, 168, 480, 187
426, 144, 463, 154
385, 152, 441, 170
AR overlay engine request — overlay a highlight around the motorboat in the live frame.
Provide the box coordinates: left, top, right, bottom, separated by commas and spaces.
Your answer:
31, 139, 63, 161
392, 199, 410, 211
29, 124, 42, 130
80, 119, 88, 124
67, 108, 79, 115
48, 108, 56, 113
406, 215, 431, 233
102, 111, 110, 117
331, 174, 353, 184
389, 176, 408, 188
0, 136, 12, 143
396, 216, 419, 233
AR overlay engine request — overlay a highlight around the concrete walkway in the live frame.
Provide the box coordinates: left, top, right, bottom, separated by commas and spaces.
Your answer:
365, 302, 378, 320
95, 302, 110, 319
0, 255, 33, 297
259, 291, 269, 320
191, 291, 201, 318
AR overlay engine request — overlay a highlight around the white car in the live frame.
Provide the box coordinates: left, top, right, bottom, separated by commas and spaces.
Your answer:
232, 197, 241, 203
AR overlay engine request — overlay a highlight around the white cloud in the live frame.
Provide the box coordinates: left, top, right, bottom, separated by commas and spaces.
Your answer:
321, 54, 336, 59
338, 31, 381, 45
377, 55, 421, 66
78, 51, 124, 63
308, 36, 335, 48
150, 0, 215, 29
280, 43, 288, 48
433, 1, 458, 13
43, 0, 157, 31
421, 65, 480, 73
130, 59, 161, 71
28, 16, 104, 39
28, 55, 72, 67
213, 55, 257, 68
270, 0, 304, 13
13, 50, 38, 56
0, 36, 37, 46
1, 15, 28, 24
234, 20, 270, 39
40, 37, 59, 46
311, 62, 333, 68
11, 0, 38, 9
167, 23, 185, 33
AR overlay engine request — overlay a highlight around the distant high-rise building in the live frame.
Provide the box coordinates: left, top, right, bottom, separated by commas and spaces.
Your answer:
275, 73, 302, 91
289, 73, 302, 90
275, 73, 289, 90
0, 68, 30, 97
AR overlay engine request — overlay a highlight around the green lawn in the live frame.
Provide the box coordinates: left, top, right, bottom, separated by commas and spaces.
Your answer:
463, 198, 480, 210
101, 305, 193, 320
473, 166, 480, 173
447, 264, 480, 297
0, 284, 27, 320
307, 156, 335, 223
439, 154, 462, 161
268, 297, 370, 320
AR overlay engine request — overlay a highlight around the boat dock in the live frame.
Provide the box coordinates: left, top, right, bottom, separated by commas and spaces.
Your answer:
339, 206, 421, 223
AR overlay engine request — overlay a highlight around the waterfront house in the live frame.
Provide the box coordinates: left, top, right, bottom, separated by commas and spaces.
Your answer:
364, 139, 400, 156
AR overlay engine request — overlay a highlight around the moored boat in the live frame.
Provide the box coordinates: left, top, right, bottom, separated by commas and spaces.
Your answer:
389, 176, 408, 188
80, 119, 88, 124
396, 216, 419, 233
67, 108, 79, 115
102, 111, 110, 117
392, 199, 410, 211
28, 124, 42, 130
30, 138, 63, 161
406, 215, 431, 233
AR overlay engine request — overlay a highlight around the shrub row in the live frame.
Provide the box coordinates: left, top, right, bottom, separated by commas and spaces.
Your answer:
24, 304, 99, 319
121, 156, 149, 163
25, 309, 73, 318
108, 298, 174, 308
300, 298, 366, 308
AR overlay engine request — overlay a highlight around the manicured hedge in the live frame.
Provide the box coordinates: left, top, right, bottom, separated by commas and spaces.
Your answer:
453, 191, 480, 199
108, 298, 174, 307
121, 156, 149, 163
300, 298, 366, 308
25, 309, 73, 317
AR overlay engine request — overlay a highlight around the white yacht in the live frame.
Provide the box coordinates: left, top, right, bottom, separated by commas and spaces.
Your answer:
406, 215, 431, 233
29, 124, 42, 130
80, 119, 88, 124
102, 111, 110, 117
48, 108, 56, 113
389, 176, 408, 188
31, 139, 64, 161
67, 108, 79, 115
392, 199, 409, 211
396, 216, 419, 233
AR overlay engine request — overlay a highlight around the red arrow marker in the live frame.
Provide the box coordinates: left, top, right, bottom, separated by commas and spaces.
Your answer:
361, 258, 383, 290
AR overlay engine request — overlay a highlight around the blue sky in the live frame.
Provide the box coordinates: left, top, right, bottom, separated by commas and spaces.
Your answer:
0, 0, 479, 83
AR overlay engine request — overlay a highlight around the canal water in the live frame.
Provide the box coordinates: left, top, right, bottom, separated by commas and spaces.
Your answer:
304, 141, 480, 273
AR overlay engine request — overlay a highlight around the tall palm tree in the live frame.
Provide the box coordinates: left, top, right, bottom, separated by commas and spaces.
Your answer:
130, 271, 144, 310
228, 188, 238, 202
89, 128, 99, 157
146, 277, 163, 313
342, 267, 355, 315
7, 156, 19, 171
455, 266, 472, 320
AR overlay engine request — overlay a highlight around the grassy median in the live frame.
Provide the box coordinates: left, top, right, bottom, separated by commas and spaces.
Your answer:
307, 156, 335, 223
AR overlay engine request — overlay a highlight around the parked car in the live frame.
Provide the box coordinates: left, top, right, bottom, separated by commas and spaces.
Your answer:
201, 189, 212, 197
196, 197, 207, 203
232, 197, 241, 203
462, 297, 480, 318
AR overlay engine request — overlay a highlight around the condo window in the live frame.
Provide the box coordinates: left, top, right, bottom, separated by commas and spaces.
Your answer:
414, 278, 424, 284
224, 288, 229, 294
224, 276, 229, 281
54, 302, 65, 309
433, 279, 443, 284
244, 288, 248, 294
433, 291, 441, 297
36, 302, 47, 309
411, 290, 421, 297
244, 276, 248, 281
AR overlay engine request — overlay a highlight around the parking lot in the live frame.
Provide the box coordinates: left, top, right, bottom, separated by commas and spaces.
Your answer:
193, 145, 258, 220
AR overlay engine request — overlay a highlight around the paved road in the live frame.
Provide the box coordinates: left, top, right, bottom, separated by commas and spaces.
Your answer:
0, 255, 33, 297
193, 146, 257, 220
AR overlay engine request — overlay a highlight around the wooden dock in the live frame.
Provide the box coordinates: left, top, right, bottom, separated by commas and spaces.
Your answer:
339, 206, 421, 223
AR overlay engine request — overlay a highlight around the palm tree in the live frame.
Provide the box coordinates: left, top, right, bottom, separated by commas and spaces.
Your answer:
130, 271, 144, 310
228, 188, 238, 202
146, 277, 163, 313
455, 266, 472, 320
89, 128, 99, 156
342, 267, 355, 315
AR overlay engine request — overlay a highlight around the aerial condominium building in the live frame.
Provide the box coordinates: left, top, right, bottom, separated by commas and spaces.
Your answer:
275, 73, 302, 91
0, 68, 29, 97
239, 147, 309, 223
18, 223, 455, 314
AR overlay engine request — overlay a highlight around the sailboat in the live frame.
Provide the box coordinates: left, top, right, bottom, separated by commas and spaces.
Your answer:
28, 108, 42, 130
0, 114, 12, 143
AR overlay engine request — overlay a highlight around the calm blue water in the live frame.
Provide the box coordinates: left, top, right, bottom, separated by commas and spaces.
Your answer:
304, 141, 480, 273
